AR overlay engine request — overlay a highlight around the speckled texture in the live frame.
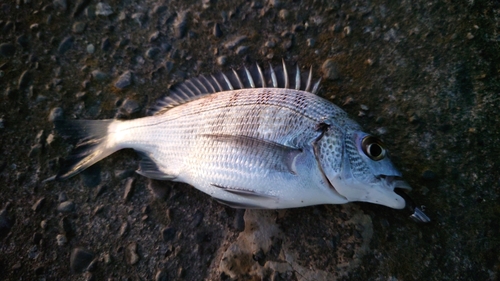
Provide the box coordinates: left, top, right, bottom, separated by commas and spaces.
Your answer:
0, 0, 499, 280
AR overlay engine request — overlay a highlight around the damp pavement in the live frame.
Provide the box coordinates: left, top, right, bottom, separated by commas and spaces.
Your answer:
0, 0, 499, 280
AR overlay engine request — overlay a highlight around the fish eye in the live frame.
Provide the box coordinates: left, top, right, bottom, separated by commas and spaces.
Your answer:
361, 136, 386, 161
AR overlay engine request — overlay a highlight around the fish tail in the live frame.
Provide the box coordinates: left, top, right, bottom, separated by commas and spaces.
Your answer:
54, 119, 118, 180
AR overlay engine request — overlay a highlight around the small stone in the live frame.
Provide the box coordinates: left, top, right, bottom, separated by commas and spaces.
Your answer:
118, 98, 141, 117
149, 31, 160, 42
48, 107, 64, 122
145, 47, 160, 59
58, 192, 68, 202
86, 44, 95, 54
235, 45, 248, 55
95, 2, 113, 16
306, 38, 315, 47
224, 35, 247, 49
70, 248, 94, 273
32, 232, 43, 245
18, 70, 31, 90
123, 177, 135, 201
153, 5, 167, 15
174, 11, 188, 39
101, 37, 111, 51
161, 227, 176, 242
72, 22, 86, 34
0, 207, 14, 238
114, 71, 132, 89
0, 43, 15, 57
131, 12, 147, 26
322, 59, 340, 80
53, 0, 67, 11
155, 269, 168, 281
91, 70, 108, 81
278, 9, 289, 20
56, 234, 67, 246
125, 242, 139, 265
58, 36, 73, 54
0, 118, 4, 129
147, 179, 170, 199
343, 26, 351, 36
119, 221, 129, 237
466, 32, 474, 40
60, 217, 72, 234
57, 201, 75, 213
422, 170, 436, 180
213, 23, 223, 38
32, 197, 45, 212
73, 0, 91, 17
216, 55, 227, 66
233, 209, 245, 232
80, 165, 101, 188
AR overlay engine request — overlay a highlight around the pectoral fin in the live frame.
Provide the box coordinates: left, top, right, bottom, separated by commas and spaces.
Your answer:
135, 152, 177, 180
202, 134, 302, 175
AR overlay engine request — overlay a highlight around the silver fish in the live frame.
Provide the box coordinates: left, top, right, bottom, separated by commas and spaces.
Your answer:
52, 61, 429, 223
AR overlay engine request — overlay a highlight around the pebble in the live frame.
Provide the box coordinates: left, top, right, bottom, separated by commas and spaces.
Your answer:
145, 47, 160, 59
278, 9, 289, 20
0, 43, 15, 57
18, 70, 31, 90
58, 36, 73, 54
322, 59, 340, 80
235, 45, 248, 55
101, 37, 111, 51
95, 2, 113, 16
86, 44, 95, 54
118, 98, 141, 117
216, 55, 227, 66
32, 197, 45, 212
72, 22, 86, 34
191, 210, 204, 227
48, 107, 64, 122
174, 11, 188, 39
161, 227, 176, 242
155, 269, 168, 281
32, 232, 43, 245
223, 35, 247, 49
147, 179, 170, 199
213, 23, 223, 38
70, 247, 94, 273
60, 217, 73, 234
56, 234, 67, 246
119, 221, 129, 238
307, 38, 315, 47
58, 192, 68, 202
53, 0, 67, 11
73, 0, 90, 17
131, 13, 147, 26
91, 70, 108, 81
153, 5, 167, 15
57, 201, 75, 213
0, 118, 4, 129
422, 169, 437, 180
126, 242, 139, 265
123, 177, 135, 201
149, 31, 160, 42
80, 164, 101, 187
233, 209, 245, 232
114, 71, 132, 89
0, 207, 14, 238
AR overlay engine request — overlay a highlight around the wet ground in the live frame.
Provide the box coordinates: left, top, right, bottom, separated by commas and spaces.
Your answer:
1, 0, 499, 280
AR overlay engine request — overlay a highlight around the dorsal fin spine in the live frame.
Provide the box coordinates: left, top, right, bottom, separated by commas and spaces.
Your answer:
295, 64, 301, 90
211, 75, 223, 92
282, 59, 289, 89
232, 69, 244, 89
257, 63, 266, 88
244, 67, 255, 88
221, 72, 234, 90
305, 67, 313, 92
312, 78, 321, 95
269, 63, 278, 88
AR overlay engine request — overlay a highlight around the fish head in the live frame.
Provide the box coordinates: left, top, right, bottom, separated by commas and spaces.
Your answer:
316, 127, 411, 209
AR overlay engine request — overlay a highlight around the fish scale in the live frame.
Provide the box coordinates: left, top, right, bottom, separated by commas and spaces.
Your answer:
51, 61, 430, 222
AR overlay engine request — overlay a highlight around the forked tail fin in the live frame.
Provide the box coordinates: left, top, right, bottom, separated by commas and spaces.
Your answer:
54, 119, 117, 180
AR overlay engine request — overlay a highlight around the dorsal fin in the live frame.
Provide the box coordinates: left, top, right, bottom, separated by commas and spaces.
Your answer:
148, 61, 322, 115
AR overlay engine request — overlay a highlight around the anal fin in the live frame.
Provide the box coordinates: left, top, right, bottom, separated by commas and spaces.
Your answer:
136, 152, 177, 180
211, 183, 278, 209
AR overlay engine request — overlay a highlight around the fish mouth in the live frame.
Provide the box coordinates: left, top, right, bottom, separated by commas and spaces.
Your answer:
380, 176, 431, 223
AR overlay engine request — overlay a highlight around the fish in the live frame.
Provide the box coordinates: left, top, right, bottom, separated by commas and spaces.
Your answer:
50, 61, 430, 223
